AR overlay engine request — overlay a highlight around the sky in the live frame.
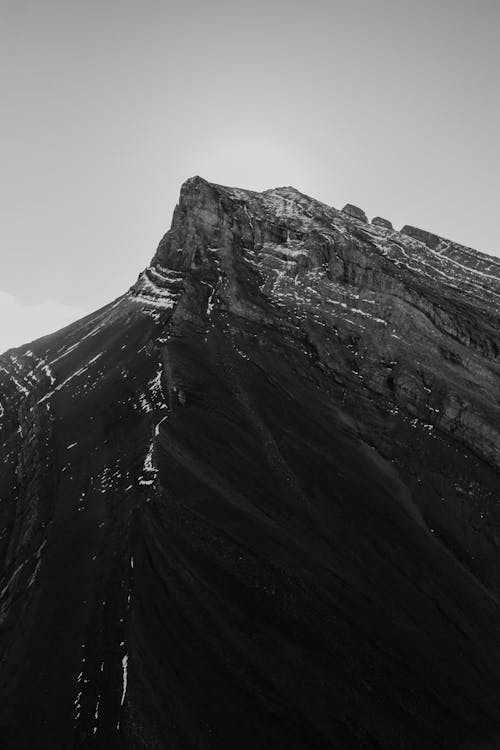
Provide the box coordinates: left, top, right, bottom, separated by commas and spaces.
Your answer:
1, 0, 499, 353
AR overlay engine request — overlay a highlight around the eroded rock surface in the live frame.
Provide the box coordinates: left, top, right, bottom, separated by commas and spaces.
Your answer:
371, 215, 393, 229
2, 176, 500, 748
341, 202, 368, 222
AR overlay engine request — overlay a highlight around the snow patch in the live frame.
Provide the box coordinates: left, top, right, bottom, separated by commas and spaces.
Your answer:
120, 655, 128, 706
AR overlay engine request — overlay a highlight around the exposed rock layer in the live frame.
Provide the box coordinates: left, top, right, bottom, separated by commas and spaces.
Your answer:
341, 202, 368, 222
371, 215, 393, 229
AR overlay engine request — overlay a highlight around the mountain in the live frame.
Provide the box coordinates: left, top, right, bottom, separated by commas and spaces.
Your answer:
2, 176, 500, 749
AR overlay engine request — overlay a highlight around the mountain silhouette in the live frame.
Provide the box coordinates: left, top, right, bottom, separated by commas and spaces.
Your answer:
2, 176, 500, 748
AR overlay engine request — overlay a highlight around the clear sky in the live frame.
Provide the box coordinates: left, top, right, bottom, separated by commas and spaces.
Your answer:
1, 0, 499, 352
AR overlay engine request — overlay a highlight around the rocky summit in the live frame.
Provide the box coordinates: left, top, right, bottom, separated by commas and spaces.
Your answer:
2, 176, 500, 749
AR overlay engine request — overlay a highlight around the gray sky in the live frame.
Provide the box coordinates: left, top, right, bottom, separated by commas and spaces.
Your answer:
1, 0, 499, 351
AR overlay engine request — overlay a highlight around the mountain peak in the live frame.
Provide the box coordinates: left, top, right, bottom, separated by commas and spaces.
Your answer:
3, 178, 500, 748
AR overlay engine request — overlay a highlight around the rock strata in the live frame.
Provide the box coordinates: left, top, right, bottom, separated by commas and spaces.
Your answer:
372, 215, 393, 229
341, 202, 368, 222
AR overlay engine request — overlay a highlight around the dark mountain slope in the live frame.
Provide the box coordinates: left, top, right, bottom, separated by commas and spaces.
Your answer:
2, 177, 500, 748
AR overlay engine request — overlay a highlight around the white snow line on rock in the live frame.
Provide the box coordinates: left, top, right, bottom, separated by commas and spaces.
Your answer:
120, 655, 128, 706
49, 325, 103, 366
11, 376, 30, 397
38, 353, 103, 404
154, 415, 168, 437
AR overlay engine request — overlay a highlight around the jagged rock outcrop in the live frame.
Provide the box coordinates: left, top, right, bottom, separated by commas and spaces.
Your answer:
2, 176, 500, 749
341, 202, 368, 222
371, 215, 393, 229
401, 224, 442, 248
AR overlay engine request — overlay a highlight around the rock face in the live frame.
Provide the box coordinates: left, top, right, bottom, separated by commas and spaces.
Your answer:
371, 215, 393, 229
341, 202, 368, 222
401, 224, 443, 248
2, 176, 500, 748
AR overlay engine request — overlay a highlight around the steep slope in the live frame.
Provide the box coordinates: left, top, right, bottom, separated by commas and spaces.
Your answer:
2, 176, 500, 749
